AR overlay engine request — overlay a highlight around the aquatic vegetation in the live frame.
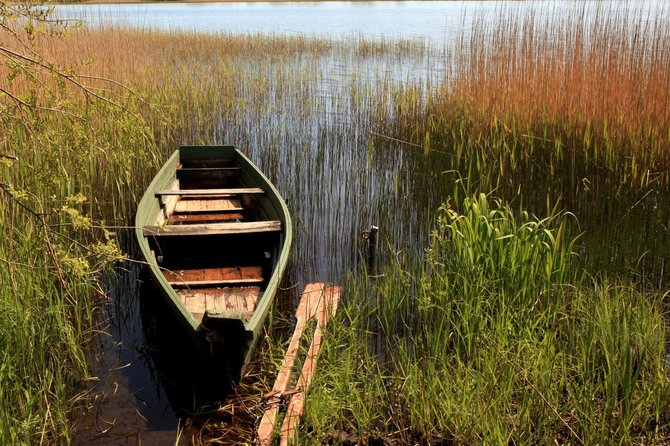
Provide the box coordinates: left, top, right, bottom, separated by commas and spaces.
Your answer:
305, 194, 669, 445
1, 0, 668, 443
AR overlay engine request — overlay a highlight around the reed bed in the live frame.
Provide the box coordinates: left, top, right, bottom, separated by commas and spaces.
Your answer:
0, 97, 161, 442
305, 194, 669, 444
300, 3, 670, 444
1, 1, 669, 444
380, 1, 670, 285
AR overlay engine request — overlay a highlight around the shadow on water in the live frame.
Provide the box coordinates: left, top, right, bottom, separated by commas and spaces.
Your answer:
72, 235, 238, 445
138, 268, 235, 416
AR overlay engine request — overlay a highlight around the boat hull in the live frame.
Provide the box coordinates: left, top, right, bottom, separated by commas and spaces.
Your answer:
135, 145, 292, 381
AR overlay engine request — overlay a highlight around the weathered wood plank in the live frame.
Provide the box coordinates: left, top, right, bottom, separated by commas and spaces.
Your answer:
155, 188, 264, 196
164, 266, 263, 287
182, 293, 207, 316
168, 212, 245, 224
179, 287, 261, 319
257, 283, 331, 446
174, 198, 243, 214
278, 285, 341, 446
170, 278, 263, 287
143, 220, 281, 236
245, 292, 258, 312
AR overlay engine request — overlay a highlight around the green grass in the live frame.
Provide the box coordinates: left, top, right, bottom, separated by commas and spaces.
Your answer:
303, 194, 669, 445
1, 93, 161, 443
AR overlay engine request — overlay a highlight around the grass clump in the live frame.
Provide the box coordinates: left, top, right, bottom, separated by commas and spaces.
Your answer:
304, 193, 669, 445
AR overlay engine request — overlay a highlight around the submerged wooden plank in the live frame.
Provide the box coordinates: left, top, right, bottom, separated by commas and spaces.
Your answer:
143, 220, 281, 236
155, 188, 264, 196
257, 283, 340, 446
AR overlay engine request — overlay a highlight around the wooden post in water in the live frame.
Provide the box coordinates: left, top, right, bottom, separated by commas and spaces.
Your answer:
257, 283, 341, 446
363, 225, 379, 274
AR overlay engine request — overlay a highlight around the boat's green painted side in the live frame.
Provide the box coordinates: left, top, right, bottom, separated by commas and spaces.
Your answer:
134, 145, 292, 371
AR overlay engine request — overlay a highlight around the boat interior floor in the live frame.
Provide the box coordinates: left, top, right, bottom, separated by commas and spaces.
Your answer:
146, 163, 277, 325
153, 236, 274, 325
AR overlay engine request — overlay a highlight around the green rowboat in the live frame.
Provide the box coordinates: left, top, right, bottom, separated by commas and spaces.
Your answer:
135, 145, 292, 381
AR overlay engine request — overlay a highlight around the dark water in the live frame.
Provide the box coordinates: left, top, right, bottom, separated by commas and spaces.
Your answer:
72, 238, 194, 445
72, 262, 183, 444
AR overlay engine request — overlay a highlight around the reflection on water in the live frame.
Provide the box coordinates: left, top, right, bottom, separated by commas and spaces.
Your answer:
72, 240, 187, 445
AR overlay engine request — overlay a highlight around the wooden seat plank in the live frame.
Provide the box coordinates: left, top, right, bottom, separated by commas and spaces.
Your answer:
168, 212, 245, 224
143, 220, 281, 236
164, 266, 263, 287
155, 188, 264, 197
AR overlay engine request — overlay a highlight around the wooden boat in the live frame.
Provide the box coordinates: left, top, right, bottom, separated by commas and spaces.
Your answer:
135, 145, 292, 381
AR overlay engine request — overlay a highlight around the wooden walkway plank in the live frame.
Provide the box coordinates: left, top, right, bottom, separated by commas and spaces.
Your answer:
256, 283, 327, 446
278, 285, 341, 446
256, 283, 341, 446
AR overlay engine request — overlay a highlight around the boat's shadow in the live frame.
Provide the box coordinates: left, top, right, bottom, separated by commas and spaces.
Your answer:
138, 269, 236, 416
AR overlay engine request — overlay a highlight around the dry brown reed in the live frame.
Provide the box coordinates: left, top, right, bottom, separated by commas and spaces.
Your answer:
446, 2, 670, 159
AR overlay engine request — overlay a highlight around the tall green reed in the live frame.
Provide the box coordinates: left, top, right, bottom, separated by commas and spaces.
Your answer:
1, 89, 161, 443
304, 194, 668, 445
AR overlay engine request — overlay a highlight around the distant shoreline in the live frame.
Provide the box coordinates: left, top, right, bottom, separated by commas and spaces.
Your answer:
75, 0, 408, 4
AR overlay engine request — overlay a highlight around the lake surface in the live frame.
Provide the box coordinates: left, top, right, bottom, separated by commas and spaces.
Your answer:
54, 1, 665, 44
